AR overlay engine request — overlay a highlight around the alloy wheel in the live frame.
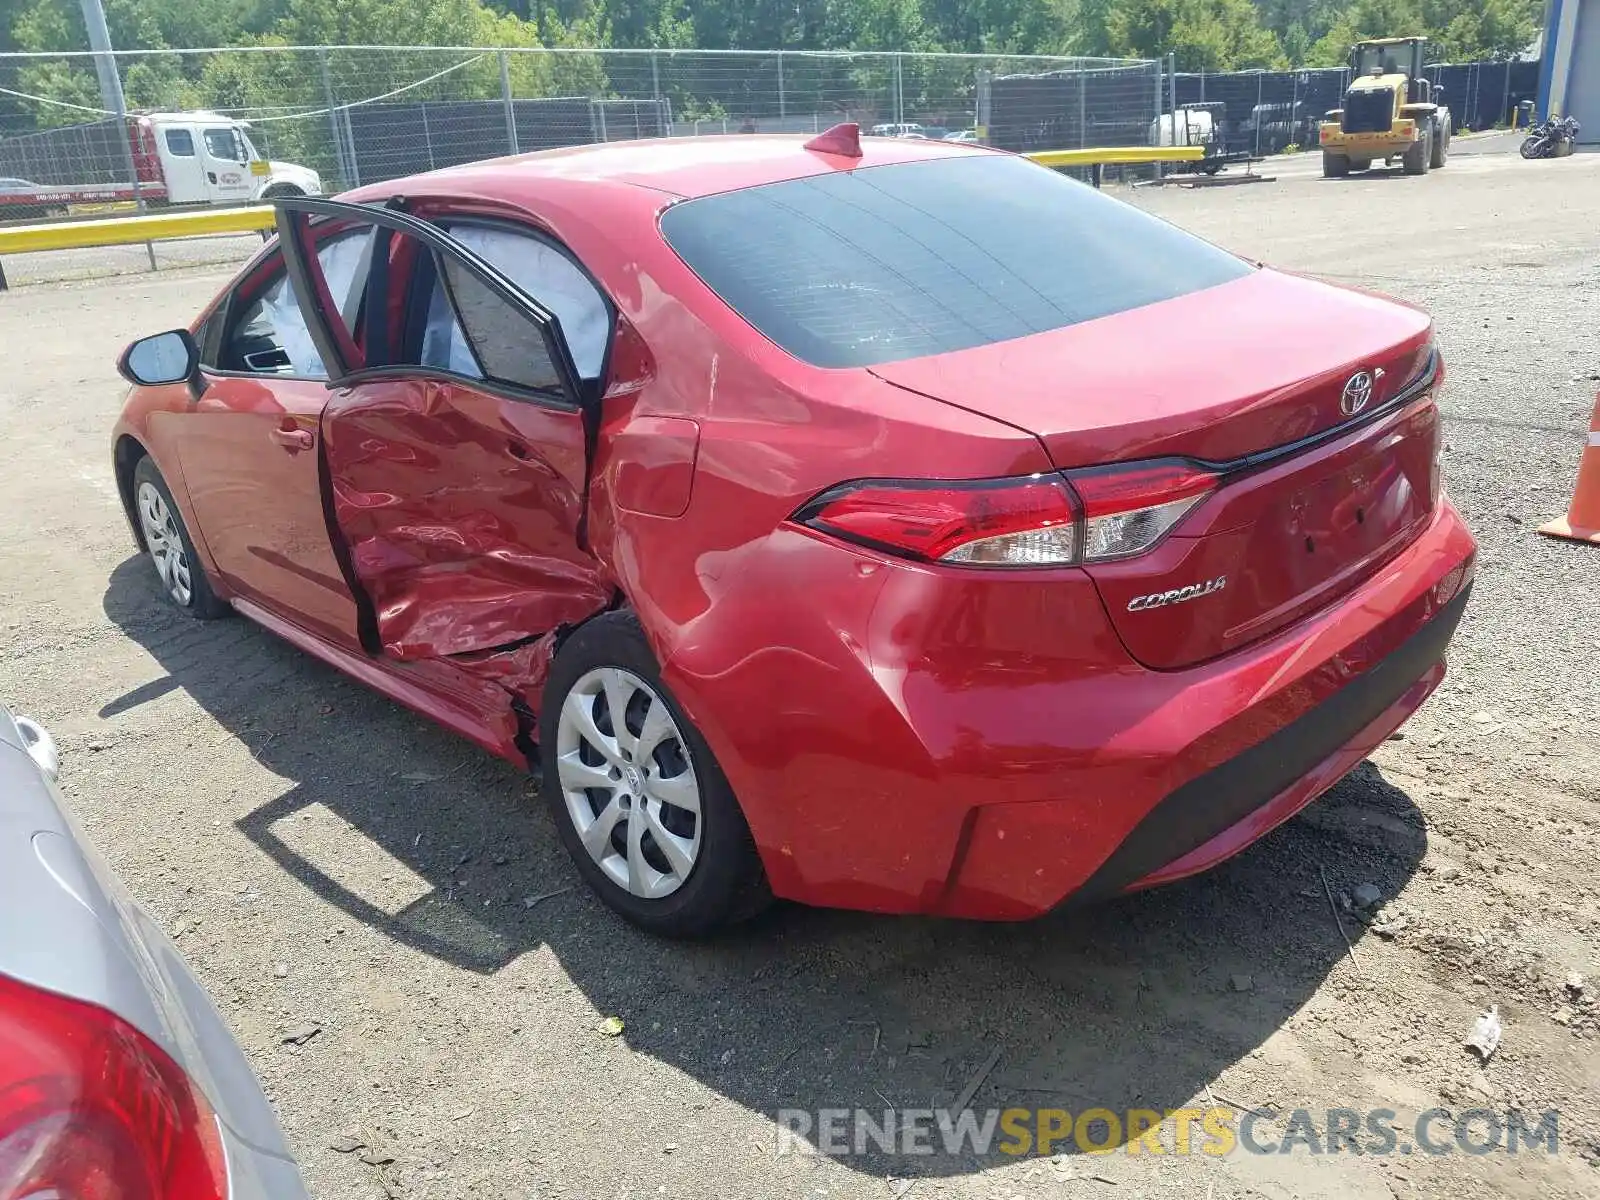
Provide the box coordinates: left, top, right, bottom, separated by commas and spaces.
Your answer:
555, 666, 702, 899
136, 481, 193, 607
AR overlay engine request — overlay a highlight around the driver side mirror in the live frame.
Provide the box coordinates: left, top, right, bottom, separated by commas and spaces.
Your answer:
118, 329, 201, 393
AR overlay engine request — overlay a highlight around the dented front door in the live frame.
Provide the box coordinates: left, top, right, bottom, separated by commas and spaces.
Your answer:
274, 197, 610, 663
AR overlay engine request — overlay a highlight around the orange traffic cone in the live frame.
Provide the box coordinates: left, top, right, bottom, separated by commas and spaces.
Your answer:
1540, 393, 1600, 544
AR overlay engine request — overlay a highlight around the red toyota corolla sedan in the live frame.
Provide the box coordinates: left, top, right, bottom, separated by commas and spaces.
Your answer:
111, 128, 1476, 936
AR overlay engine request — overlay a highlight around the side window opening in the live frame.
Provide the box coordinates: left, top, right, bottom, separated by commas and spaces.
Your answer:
213, 228, 374, 378
164, 129, 195, 157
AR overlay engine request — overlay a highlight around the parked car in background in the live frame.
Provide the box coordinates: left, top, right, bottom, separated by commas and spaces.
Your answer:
943, 129, 981, 143
868, 122, 926, 138
0, 704, 310, 1199
111, 128, 1474, 938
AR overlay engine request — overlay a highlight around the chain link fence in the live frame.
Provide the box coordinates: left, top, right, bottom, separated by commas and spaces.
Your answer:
1169, 60, 1540, 158
0, 46, 1160, 211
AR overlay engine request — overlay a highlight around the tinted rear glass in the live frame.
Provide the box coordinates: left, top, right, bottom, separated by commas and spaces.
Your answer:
659, 154, 1251, 369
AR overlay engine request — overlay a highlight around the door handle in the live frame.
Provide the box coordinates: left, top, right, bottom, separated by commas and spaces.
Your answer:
271, 425, 314, 451
207, 171, 217, 184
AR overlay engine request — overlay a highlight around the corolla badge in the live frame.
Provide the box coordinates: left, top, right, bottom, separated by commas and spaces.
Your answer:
1127, 576, 1227, 612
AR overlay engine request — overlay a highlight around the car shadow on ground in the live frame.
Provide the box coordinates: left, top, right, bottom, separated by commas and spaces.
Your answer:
104, 554, 1428, 1178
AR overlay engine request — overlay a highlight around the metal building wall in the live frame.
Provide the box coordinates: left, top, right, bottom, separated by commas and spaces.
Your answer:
1564, 0, 1600, 136
1541, 0, 1600, 139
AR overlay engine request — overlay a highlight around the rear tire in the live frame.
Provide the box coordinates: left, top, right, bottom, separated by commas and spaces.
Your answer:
132, 457, 229, 620
539, 611, 770, 937
1429, 121, 1448, 168
1322, 150, 1350, 177
1403, 130, 1431, 175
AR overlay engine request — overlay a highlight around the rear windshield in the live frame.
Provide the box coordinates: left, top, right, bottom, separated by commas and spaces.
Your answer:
659, 154, 1251, 369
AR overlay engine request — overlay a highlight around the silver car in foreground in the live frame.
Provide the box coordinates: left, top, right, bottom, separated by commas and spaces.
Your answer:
0, 705, 309, 1200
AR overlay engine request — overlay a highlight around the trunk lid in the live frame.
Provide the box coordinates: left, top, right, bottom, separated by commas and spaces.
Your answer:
868, 269, 1431, 467
1083, 396, 1440, 668
868, 269, 1439, 669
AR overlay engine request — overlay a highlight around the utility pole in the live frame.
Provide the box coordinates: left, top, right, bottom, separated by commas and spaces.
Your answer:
77, 0, 155, 268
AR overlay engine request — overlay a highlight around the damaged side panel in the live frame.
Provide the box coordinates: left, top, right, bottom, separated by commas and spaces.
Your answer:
320, 376, 612, 694
445, 633, 561, 692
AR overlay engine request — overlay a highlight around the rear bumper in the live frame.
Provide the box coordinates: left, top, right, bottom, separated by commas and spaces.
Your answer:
938, 504, 1472, 919
1077, 580, 1464, 901
664, 499, 1475, 919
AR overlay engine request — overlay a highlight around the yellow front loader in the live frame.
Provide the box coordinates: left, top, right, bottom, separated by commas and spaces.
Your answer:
1318, 37, 1452, 176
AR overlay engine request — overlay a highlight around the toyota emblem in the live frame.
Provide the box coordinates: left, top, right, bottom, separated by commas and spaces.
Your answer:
1340, 370, 1374, 416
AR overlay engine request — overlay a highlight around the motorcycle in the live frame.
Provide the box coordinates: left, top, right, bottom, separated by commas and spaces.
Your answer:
1521, 115, 1581, 159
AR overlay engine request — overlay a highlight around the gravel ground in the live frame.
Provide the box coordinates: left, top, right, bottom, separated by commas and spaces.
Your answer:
2, 145, 1598, 1200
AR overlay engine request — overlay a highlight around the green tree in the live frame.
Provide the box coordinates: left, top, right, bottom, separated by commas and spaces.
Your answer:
1089, 0, 1285, 69
1281, 20, 1310, 64
1423, 0, 1541, 61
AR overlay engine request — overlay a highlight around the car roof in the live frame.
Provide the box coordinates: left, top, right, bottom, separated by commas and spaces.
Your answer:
348, 132, 996, 205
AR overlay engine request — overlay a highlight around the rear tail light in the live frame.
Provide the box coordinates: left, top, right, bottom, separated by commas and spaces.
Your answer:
794, 460, 1217, 568
1065, 460, 1217, 562
0, 973, 228, 1200
796, 476, 1079, 567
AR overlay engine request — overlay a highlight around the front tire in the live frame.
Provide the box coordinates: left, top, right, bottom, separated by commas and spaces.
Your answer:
1403, 129, 1431, 175
1429, 121, 1448, 168
132, 457, 228, 619
539, 611, 769, 937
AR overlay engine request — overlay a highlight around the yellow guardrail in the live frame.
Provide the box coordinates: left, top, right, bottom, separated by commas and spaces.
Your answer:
1027, 145, 1207, 167
0, 204, 275, 256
